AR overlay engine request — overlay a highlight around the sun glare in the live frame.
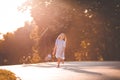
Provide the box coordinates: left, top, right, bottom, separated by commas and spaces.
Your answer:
0, 0, 32, 39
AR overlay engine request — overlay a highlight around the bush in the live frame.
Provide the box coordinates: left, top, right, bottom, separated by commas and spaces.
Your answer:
31, 53, 41, 63
0, 69, 17, 80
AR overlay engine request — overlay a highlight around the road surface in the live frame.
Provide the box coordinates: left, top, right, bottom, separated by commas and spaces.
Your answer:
0, 61, 120, 80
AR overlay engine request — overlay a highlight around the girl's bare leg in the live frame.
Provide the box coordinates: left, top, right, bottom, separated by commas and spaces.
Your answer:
57, 58, 61, 68
61, 59, 64, 64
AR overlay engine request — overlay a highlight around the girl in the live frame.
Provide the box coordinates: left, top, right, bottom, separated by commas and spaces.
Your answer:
52, 33, 67, 68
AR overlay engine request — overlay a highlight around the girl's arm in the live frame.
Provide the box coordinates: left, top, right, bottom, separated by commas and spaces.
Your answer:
52, 45, 57, 55
53, 38, 58, 55
64, 36, 67, 53
65, 35, 67, 42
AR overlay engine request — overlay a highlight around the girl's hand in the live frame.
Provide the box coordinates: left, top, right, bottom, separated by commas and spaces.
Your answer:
52, 52, 55, 56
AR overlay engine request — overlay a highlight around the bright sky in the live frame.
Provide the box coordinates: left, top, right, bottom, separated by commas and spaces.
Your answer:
0, 0, 33, 39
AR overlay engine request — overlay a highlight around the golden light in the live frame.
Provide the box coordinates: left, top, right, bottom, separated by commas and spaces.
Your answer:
0, 0, 33, 39
84, 9, 88, 13
84, 9, 93, 19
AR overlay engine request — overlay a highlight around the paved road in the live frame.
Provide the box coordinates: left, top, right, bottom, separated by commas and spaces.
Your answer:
0, 61, 120, 80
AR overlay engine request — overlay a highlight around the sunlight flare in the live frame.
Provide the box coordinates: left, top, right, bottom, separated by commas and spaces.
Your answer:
0, 0, 32, 39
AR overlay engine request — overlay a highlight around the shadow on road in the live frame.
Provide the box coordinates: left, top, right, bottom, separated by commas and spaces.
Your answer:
21, 61, 120, 76
62, 67, 102, 75
22, 62, 103, 76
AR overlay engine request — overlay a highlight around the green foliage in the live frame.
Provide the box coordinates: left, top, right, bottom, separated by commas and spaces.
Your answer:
31, 53, 41, 63
0, 0, 119, 65
74, 52, 81, 61
0, 69, 16, 80
74, 52, 89, 61
0, 25, 33, 65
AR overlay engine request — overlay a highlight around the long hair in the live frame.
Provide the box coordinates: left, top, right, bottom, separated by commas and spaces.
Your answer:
57, 33, 67, 42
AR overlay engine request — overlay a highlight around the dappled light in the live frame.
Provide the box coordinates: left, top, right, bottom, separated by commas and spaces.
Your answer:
0, 0, 119, 80
0, 0, 120, 65
0, 0, 32, 39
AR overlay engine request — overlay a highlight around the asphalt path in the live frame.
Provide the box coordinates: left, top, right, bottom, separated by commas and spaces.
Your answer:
0, 61, 120, 80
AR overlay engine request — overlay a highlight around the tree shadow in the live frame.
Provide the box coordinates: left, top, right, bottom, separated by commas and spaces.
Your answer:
61, 61, 120, 70
62, 66, 102, 75
23, 63, 102, 76
21, 61, 120, 76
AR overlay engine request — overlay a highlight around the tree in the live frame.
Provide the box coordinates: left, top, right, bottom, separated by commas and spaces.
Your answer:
20, 0, 105, 61
0, 23, 34, 65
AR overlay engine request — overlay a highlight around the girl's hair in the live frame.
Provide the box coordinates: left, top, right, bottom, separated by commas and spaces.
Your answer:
57, 33, 67, 42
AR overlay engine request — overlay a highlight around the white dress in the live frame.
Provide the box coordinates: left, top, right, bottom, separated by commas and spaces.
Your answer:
55, 39, 66, 60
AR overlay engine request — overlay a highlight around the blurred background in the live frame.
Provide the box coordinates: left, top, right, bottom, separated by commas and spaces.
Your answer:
0, 0, 120, 65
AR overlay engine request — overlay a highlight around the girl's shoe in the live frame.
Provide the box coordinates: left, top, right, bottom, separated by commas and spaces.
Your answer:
57, 64, 60, 68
